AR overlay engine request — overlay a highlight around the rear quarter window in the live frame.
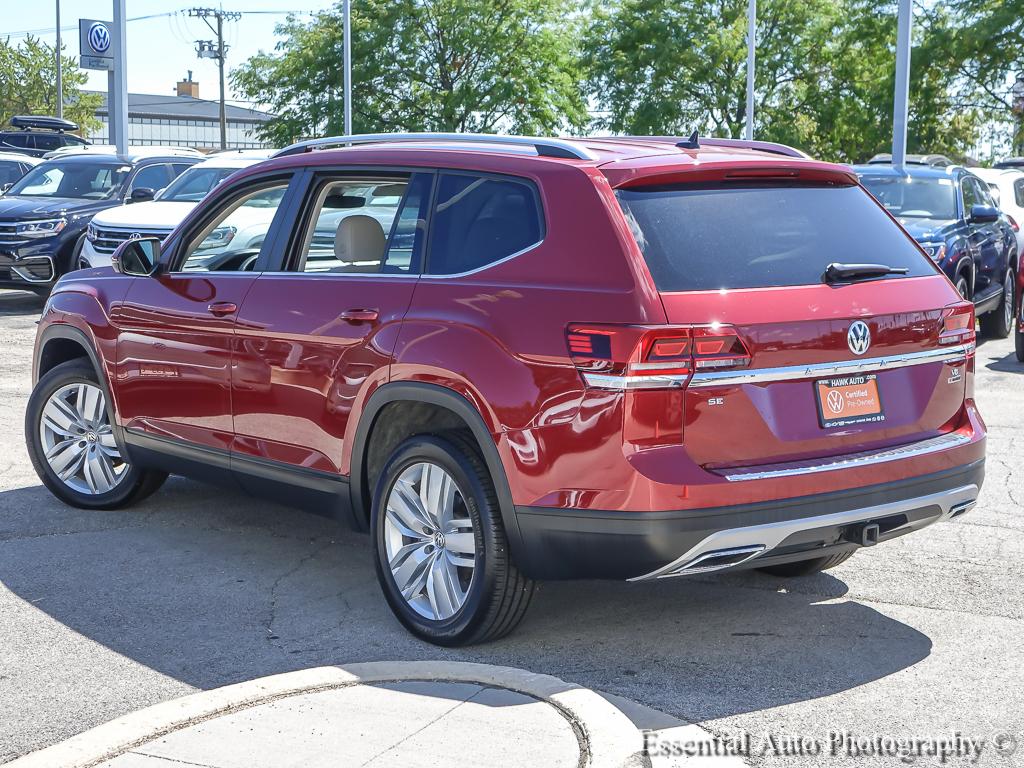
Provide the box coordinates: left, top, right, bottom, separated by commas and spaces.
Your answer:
426, 173, 542, 275
616, 183, 935, 291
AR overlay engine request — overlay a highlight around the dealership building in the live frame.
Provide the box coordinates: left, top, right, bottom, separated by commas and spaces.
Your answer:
86, 74, 275, 151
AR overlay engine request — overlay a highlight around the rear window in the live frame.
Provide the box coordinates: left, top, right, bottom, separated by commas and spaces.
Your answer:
616, 183, 934, 292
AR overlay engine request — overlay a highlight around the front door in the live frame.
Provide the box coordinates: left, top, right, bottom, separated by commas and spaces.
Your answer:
230, 170, 433, 476
112, 176, 294, 454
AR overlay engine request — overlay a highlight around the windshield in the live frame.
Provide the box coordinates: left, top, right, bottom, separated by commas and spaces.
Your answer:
159, 166, 240, 203
616, 182, 934, 292
859, 175, 958, 220
8, 160, 131, 199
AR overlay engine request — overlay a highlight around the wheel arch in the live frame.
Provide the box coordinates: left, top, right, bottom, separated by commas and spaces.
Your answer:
349, 381, 524, 556
34, 324, 127, 452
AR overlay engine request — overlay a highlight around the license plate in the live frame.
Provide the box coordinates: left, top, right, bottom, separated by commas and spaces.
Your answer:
815, 374, 885, 428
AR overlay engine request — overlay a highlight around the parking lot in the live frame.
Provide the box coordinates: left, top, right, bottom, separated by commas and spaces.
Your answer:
1, 286, 1021, 766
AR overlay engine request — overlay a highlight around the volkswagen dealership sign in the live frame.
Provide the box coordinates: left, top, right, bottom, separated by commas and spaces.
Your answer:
79, 19, 116, 70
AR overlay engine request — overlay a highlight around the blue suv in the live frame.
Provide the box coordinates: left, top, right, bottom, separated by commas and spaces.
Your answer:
856, 164, 1018, 338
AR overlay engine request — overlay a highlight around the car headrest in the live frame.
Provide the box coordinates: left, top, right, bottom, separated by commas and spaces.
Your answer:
335, 214, 385, 264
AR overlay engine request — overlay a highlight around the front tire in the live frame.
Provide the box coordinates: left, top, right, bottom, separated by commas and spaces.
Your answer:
25, 360, 167, 509
371, 434, 534, 646
979, 269, 1015, 339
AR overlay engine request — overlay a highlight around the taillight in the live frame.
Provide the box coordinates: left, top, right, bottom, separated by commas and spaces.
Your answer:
939, 303, 975, 347
566, 324, 751, 389
1007, 214, 1020, 233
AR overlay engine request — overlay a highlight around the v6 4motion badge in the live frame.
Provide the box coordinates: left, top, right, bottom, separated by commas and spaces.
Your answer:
815, 374, 885, 428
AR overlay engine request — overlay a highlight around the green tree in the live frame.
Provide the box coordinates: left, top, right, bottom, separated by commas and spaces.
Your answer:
0, 36, 101, 137
232, 0, 589, 145
931, 0, 1024, 154
581, 0, 983, 163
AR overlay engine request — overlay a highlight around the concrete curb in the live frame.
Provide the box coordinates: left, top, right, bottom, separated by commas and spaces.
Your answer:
7, 661, 646, 768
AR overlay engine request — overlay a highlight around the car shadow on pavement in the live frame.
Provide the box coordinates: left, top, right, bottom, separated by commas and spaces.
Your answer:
0, 477, 931, 732
0, 290, 44, 317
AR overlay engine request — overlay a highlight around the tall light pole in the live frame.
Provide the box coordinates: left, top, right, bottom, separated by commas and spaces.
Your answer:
189, 7, 241, 150
343, 0, 352, 136
891, 0, 913, 168
55, 0, 63, 119
744, 0, 755, 140
112, 0, 128, 153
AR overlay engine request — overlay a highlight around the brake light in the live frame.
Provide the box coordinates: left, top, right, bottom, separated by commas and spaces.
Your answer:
1007, 214, 1020, 233
939, 303, 975, 347
566, 324, 751, 389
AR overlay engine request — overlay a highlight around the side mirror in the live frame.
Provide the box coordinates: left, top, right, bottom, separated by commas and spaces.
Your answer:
970, 204, 1000, 224
112, 237, 161, 276
129, 187, 156, 203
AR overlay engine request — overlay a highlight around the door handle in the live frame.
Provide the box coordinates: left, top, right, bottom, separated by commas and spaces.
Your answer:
207, 301, 238, 317
341, 308, 379, 322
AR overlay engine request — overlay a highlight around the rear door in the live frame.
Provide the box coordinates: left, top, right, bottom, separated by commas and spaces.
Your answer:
615, 180, 971, 469
229, 169, 433, 475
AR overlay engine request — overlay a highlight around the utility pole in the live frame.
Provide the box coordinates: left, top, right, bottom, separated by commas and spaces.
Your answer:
343, 0, 352, 135
55, 0, 63, 119
891, 0, 912, 168
112, 0, 128, 153
189, 7, 241, 150
744, 0, 755, 141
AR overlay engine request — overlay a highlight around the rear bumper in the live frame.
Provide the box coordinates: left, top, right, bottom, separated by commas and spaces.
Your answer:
512, 459, 984, 580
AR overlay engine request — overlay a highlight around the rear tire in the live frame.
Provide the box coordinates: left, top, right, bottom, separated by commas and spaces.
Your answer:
979, 269, 1014, 339
25, 360, 167, 509
371, 433, 534, 646
757, 551, 855, 577
954, 273, 970, 301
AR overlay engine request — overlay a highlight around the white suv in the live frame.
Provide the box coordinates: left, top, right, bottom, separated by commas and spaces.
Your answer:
970, 167, 1024, 256
79, 150, 274, 270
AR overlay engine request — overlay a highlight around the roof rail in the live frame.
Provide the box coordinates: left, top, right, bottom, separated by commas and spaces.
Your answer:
272, 133, 598, 161
592, 135, 807, 159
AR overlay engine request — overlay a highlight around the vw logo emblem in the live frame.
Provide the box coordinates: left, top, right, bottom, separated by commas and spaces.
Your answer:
88, 22, 111, 54
128, 232, 142, 241
847, 320, 871, 356
827, 390, 845, 414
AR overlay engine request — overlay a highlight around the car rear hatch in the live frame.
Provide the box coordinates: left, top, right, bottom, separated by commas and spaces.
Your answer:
585, 168, 974, 472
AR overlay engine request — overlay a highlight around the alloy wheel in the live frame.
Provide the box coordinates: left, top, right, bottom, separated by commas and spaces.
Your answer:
383, 461, 478, 621
38, 382, 127, 495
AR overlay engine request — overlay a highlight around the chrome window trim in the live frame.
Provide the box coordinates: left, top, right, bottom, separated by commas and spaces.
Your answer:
688, 343, 973, 388
718, 432, 972, 482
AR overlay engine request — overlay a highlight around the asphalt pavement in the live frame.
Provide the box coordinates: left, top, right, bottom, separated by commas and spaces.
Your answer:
1, 289, 1021, 766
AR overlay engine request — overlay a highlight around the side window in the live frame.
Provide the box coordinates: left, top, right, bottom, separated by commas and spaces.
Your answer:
170, 162, 194, 179
176, 181, 289, 273
1016, 180, 1024, 209
32, 133, 61, 151
427, 173, 542, 275
961, 178, 978, 212
129, 164, 170, 194
4, 134, 30, 149
295, 174, 430, 274
975, 178, 996, 208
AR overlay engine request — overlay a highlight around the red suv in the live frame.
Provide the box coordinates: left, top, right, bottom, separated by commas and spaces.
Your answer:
26, 134, 985, 645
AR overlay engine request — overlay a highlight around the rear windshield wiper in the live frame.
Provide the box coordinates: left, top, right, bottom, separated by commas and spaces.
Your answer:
823, 262, 910, 284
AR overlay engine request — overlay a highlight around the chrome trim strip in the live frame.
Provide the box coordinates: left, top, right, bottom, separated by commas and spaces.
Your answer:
671, 545, 766, 575
719, 432, 972, 482
688, 344, 973, 388
582, 344, 973, 391
628, 483, 979, 581
581, 372, 688, 390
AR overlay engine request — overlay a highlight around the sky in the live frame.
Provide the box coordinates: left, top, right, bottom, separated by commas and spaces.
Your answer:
6, 1, 339, 106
